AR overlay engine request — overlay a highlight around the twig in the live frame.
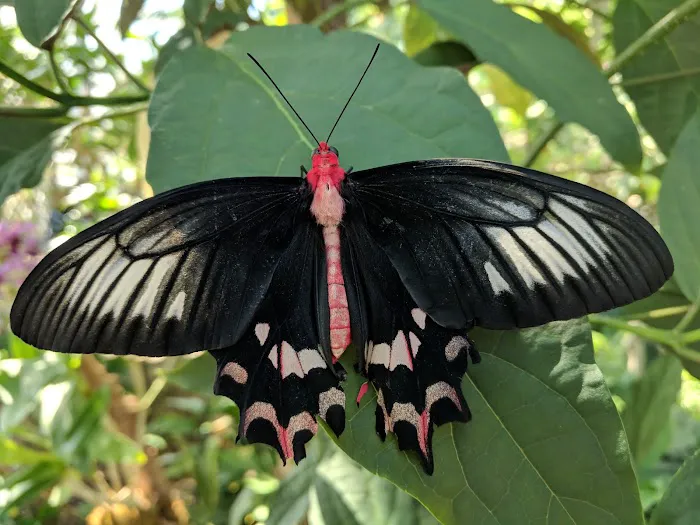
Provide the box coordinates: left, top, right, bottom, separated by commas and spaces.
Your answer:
523, 120, 563, 167
72, 16, 150, 93
0, 60, 65, 102
0, 106, 69, 118
619, 66, 700, 87
607, 0, 700, 76
49, 48, 71, 94
311, 0, 370, 28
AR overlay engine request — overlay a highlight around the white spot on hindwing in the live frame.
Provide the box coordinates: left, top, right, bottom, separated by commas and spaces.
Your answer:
411, 308, 427, 329
409, 332, 421, 357
298, 349, 326, 374
370, 343, 390, 368
268, 344, 278, 369
389, 331, 413, 371
281, 341, 304, 379
222, 362, 248, 384
445, 336, 468, 361
318, 387, 345, 420
255, 323, 270, 345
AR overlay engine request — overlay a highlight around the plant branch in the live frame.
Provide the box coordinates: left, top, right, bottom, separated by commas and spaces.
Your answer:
674, 289, 700, 333
523, 120, 564, 167
0, 60, 65, 102
311, 0, 370, 28
607, 0, 700, 76
589, 314, 700, 364
0, 105, 69, 118
49, 48, 71, 94
619, 66, 700, 87
72, 16, 150, 93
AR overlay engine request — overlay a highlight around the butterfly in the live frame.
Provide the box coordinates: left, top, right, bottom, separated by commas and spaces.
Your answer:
10, 45, 673, 474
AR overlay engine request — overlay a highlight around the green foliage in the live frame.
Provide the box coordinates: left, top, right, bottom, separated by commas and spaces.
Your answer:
418, 0, 643, 170
14, 0, 77, 49
659, 112, 700, 302
1, 0, 700, 523
614, 0, 700, 154
0, 118, 65, 204
650, 449, 700, 525
148, 26, 507, 193
332, 320, 644, 525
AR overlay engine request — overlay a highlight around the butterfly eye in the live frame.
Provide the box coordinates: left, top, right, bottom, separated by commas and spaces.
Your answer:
329, 146, 339, 156
313, 148, 320, 155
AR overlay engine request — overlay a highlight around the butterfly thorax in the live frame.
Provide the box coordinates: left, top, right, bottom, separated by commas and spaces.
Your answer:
306, 143, 351, 361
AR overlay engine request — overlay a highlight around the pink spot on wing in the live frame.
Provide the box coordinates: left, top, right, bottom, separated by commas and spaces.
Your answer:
389, 331, 413, 371
356, 382, 369, 405
255, 323, 270, 345
222, 362, 248, 384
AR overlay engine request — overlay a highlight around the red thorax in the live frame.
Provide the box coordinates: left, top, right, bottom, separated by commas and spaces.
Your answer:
308, 142, 346, 228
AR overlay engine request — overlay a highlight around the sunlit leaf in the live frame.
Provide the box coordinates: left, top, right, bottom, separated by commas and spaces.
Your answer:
614, 0, 700, 153
14, 0, 79, 49
418, 0, 642, 169
146, 26, 508, 192
658, 111, 700, 302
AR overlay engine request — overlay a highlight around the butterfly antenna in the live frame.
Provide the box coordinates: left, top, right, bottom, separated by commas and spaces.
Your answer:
247, 53, 320, 146
326, 43, 380, 144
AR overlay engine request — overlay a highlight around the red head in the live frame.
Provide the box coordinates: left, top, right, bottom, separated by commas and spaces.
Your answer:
306, 142, 345, 190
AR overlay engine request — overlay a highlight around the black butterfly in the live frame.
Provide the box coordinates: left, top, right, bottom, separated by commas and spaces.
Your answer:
10, 46, 673, 475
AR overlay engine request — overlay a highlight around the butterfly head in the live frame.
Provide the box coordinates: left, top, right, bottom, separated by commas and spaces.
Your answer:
312, 142, 340, 168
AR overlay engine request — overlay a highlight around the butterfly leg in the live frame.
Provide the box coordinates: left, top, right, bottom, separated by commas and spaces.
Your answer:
345, 166, 354, 176
300, 165, 308, 177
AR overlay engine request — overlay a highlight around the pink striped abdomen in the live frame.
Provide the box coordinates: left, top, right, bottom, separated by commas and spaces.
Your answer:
323, 226, 351, 361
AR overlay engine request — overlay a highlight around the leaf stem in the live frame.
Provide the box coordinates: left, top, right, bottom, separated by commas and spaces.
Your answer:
674, 289, 700, 333
0, 60, 65, 102
619, 66, 700, 87
607, 0, 700, 76
49, 48, 71, 94
311, 0, 370, 28
589, 313, 700, 364
72, 16, 150, 93
0, 106, 69, 118
523, 120, 564, 167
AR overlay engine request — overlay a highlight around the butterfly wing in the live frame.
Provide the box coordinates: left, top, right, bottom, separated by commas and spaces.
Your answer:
342, 211, 477, 474
11, 178, 312, 356
345, 159, 673, 330
212, 219, 345, 463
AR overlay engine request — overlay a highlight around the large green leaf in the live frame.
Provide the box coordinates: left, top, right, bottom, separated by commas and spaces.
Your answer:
613, 0, 700, 154
658, 111, 700, 302
146, 25, 508, 192
418, 0, 642, 170
14, 0, 79, 49
621, 355, 682, 466
0, 118, 64, 205
330, 320, 644, 525
649, 449, 700, 525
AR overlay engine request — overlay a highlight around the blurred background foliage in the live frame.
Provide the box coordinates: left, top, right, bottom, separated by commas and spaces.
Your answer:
1, 0, 699, 524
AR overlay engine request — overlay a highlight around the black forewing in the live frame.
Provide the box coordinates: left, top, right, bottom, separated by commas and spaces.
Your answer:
345, 159, 673, 330
11, 178, 312, 356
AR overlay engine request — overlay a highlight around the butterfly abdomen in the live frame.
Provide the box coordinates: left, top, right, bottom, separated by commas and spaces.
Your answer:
323, 225, 351, 360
